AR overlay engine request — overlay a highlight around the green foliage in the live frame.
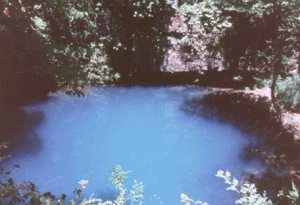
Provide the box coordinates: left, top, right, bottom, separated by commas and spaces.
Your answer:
70, 165, 144, 205
278, 181, 300, 205
1, 0, 119, 97
0, 142, 11, 163
176, 0, 300, 77
109, 165, 144, 205
0, 25, 52, 75
1, 147, 300, 205
1, 0, 177, 96
254, 77, 272, 89
176, 0, 232, 70
31, 0, 119, 96
183, 170, 300, 205
97, 0, 175, 74
276, 74, 300, 113
176, 0, 300, 120
0, 162, 144, 205
216, 170, 273, 205
0, 165, 69, 205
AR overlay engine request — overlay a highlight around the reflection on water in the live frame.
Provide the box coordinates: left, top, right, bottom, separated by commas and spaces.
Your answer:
2, 86, 265, 204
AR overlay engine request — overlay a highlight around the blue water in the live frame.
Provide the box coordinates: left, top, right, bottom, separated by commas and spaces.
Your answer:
2, 86, 265, 204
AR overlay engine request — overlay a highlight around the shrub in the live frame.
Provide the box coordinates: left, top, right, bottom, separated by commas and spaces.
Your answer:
276, 74, 300, 113
0, 162, 144, 205
254, 77, 272, 89
2, 142, 299, 205
0, 141, 144, 204
182, 170, 300, 205
0, 142, 11, 163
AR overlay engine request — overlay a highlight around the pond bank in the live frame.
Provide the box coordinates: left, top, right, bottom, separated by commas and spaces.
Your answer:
209, 87, 300, 142
2, 70, 258, 112
113, 70, 258, 88
185, 86, 300, 204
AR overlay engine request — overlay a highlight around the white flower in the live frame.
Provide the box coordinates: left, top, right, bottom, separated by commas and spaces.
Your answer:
32, 16, 47, 30
78, 180, 89, 189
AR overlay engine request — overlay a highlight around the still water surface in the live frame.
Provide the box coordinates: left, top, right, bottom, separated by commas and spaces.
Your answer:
3, 86, 265, 204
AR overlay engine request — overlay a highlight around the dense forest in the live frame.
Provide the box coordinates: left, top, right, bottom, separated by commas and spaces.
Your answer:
1, 0, 300, 204
1, 0, 300, 105
1, 0, 300, 113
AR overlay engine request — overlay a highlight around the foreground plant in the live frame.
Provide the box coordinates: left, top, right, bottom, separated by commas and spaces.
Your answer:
215, 170, 273, 205
182, 170, 300, 205
0, 142, 11, 163
276, 74, 300, 113
0, 140, 297, 205
0, 162, 144, 205
79, 165, 144, 205
0, 141, 144, 204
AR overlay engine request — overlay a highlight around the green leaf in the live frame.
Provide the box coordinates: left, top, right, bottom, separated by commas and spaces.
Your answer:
30, 183, 36, 191
43, 192, 52, 197
8, 178, 13, 186
66, 90, 72, 95
50, 194, 56, 200
40, 196, 47, 201
61, 194, 67, 200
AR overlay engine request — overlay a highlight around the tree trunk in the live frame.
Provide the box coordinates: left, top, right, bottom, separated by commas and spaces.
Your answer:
271, 0, 282, 122
271, 71, 281, 121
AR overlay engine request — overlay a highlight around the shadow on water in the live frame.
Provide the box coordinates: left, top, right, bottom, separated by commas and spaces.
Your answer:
0, 108, 45, 159
0, 69, 57, 159
180, 91, 300, 204
180, 91, 298, 160
0, 71, 57, 159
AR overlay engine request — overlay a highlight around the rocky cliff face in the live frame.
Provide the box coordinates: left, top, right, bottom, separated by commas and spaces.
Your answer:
162, 15, 224, 72
162, 16, 190, 72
